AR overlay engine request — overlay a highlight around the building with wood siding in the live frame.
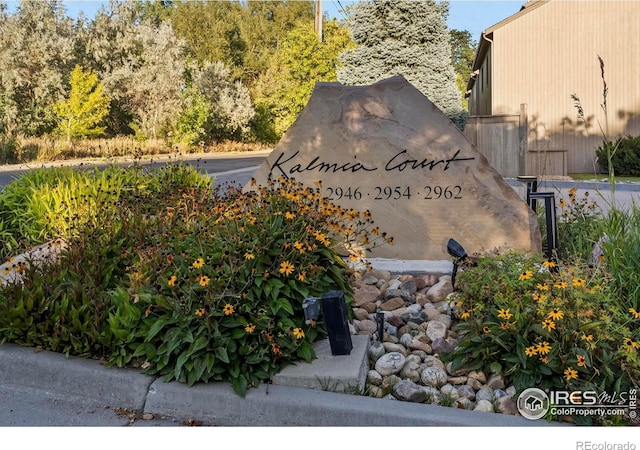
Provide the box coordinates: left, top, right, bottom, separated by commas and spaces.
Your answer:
465, 0, 640, 176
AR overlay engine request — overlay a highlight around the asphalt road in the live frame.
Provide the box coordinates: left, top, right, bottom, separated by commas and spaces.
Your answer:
0, 151, 270, 190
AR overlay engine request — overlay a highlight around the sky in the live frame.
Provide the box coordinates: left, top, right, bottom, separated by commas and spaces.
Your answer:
6, 0, 525, 43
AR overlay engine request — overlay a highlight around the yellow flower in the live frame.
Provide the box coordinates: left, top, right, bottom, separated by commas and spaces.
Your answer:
539, 356, 549, 363
581, 333, 594, 343
223, 303, 234, 316
564, 367, 578, 381
192, 258, 205, 269
547, 308, 564, 321
244, 252, 255, 260
460, 311, 470, 320
279, 261, 294, 276
536, 341, 552, 355
536, 283, 549, 291
483, 326, 491, 334
518, 270, 533, 281
245, 324, 256, 333
554, 280, 568, 289
293, 241, 305, 254
2, 267, 9, 275
167, 275, 177, 287
284, 211, 296, 220
629, 308, 640, 319
542, 260, 557, 269
559, 199, 567, 207
525, 346, 538, 357
195, 308, 206, 317
542, 319, 556, 332
297, 271, 306, 282
198, 275, 210, 287
497, 308, 512, 320
576, 354, 587, 367
293, 328, 305, 339
572, 277, 586, 288
623, 338, 639, 350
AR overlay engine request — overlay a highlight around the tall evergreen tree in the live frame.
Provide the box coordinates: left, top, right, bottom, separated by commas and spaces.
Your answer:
338, 0, 465, 128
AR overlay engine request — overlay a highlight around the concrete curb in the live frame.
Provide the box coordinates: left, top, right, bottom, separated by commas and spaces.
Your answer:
0, 343, 563, 427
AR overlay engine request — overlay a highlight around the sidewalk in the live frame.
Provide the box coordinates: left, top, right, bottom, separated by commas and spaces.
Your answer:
0, 340, 558, 427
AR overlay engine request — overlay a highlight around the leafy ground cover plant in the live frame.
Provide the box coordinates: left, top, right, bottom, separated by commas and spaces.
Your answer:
0, 165, 387, 396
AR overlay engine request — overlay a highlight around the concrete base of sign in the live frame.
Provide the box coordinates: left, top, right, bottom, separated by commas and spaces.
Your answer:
349, 258, 453, 276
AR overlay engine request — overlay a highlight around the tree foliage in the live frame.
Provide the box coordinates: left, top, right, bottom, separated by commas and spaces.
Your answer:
450, 29, 477, 111
337, 0, 465, 128
253, 19, 354, 140
54, 65, 110, 141
0, 0, 78, 136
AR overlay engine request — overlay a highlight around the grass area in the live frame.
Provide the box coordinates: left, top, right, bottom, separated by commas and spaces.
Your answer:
569, 173, 640, 183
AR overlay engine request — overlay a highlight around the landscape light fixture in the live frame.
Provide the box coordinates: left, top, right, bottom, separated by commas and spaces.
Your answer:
303, 291, 353, 356
375, 309, 385, 343
447, 238, 468, 290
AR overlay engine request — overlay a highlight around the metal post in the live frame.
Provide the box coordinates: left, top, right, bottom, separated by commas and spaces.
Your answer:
517, 175, 539, 211
320, 290, 352, 355
529, 192, 558, 260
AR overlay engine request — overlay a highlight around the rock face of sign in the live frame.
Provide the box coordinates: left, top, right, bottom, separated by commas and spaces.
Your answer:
247, 76, 541, 260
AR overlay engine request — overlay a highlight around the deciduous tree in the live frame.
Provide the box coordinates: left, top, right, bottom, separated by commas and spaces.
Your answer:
54, 65, 110, 142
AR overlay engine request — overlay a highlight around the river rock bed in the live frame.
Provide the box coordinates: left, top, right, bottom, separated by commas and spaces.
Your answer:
348, 269, 520, 416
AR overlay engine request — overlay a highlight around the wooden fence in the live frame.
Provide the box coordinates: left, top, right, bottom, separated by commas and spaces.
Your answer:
463, 104, 568, 178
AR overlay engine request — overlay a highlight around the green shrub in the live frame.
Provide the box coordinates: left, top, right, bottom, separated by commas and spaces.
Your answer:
447, 250, 638, 425
596, 135, 640, 176
0, 167, 386, 396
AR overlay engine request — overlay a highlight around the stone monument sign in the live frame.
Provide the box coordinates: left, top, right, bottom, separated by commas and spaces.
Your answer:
247, 76, 541, 260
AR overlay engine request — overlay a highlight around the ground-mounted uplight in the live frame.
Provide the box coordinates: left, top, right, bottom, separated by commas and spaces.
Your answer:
447, 238, 468, 290
303, 291, 353, 356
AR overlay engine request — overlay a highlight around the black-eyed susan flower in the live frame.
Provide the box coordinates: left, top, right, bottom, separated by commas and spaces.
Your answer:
554, 280, 568, 289
223, 303, 234, 315
572, 277, 586, 288
279, 261, 294, 276
460, 311, 470, 320
547, 308, 564, 321
622, 338, 639, 350
293, 328, 305, 339
576, 354, 587, 367
564, 367, 578, 381
539, 356, 549, 363
198, 275, 210, 287
497, 308, 513, 320
542, 260, 557, 269
536, 341, 552, 355
483, 326, 491, 334
195, 308, 206, 317
167, 275, 177, 287
284, 211, 296, 220
244, 252, 255, 260
192, 258, 205, 269
271, 343, 282, 355
525, 346, 538, 357
581, 333, 594, 343
518, 270, 533, 281
245, 324, 256, 333
536, 283, 549, 291
297, 271, 306, 282
542, 319, 556, 332
629, 308, 640, 319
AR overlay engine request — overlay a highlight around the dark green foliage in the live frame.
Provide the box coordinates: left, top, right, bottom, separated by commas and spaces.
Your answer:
596, 135, 640, 176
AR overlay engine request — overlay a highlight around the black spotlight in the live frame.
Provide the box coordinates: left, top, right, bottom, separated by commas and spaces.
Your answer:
447, 238, 468, 290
